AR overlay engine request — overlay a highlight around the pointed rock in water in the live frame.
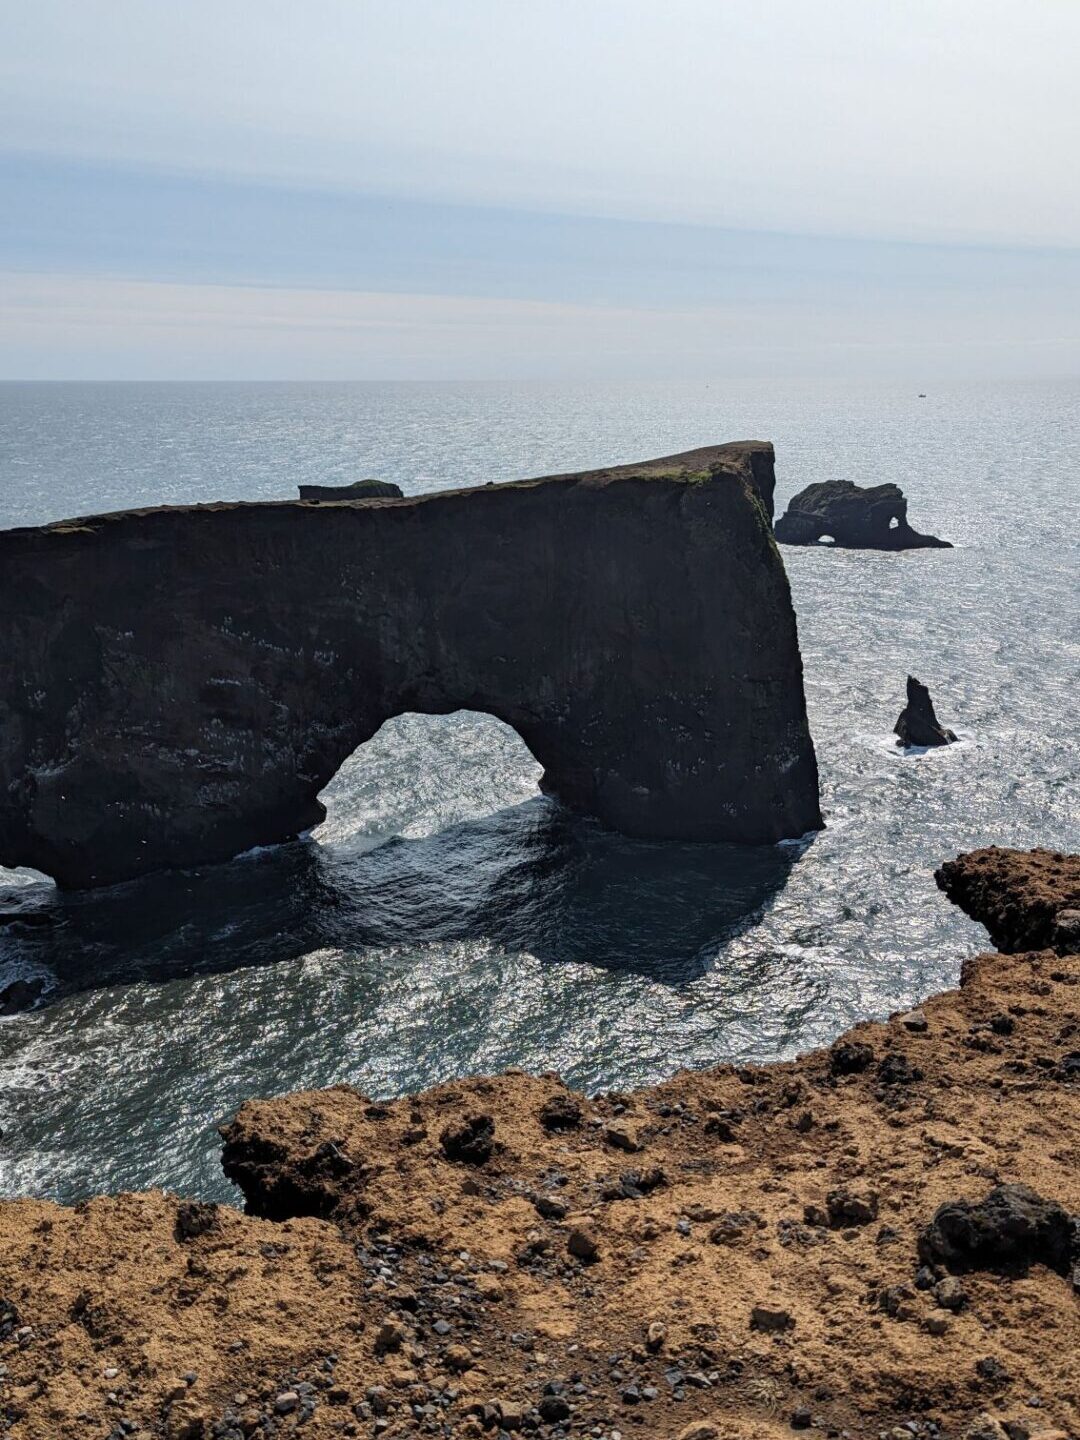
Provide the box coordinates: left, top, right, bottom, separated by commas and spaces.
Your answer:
774, 480, 951, 549
894, 676, 957, 748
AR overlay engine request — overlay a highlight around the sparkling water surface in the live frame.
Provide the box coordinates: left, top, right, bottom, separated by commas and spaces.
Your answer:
0, 379, 1077, 1202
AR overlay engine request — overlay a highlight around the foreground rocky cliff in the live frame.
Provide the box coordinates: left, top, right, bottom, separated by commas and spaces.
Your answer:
0, 441, 819, 889
0, 847, 1077, 1440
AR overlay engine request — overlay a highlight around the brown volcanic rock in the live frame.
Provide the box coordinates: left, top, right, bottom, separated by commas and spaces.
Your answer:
775, 480, 951, 549
0, 440, 819, 888
936, 846, 1080, 953
2, 849, 1079, 1438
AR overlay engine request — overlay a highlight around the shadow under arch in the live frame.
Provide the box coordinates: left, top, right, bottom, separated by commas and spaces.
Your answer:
1, 707, 812, 1008
1, 795, 810, 1009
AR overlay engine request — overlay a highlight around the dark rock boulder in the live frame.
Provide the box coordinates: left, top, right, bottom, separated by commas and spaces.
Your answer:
936, 847, 1080, 954
174, 1200, 220, 1242
918, 1184, 1075, 1276
829, 1040, 875, 1075
774, 480, 951, 549
0, 442, 820, 888
894, 676, 958, 748
219, 1128, 358, 1221
298, 478, 404, 501
538, 1093, 583, 1131
877, 1052, 923, 1087
826, 1188, 879, 1228
440, 1113, 495, 1165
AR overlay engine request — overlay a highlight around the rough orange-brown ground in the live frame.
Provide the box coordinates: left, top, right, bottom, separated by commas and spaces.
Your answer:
0, 850, 1076, 1440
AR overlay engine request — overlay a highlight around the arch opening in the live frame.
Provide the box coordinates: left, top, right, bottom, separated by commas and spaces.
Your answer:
316, 710, 545, 852
817, 533, 837, 545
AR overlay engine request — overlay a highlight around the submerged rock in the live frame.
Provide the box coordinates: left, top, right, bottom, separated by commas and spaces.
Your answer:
298, 478, 403, 500
0, 441, 820, 887
775, 480, 951, 549
894, 675, 958, 747
0, 977, 44, 1016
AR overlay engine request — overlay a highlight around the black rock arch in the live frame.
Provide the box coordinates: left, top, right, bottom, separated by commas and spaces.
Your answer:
0, 443, 821, 888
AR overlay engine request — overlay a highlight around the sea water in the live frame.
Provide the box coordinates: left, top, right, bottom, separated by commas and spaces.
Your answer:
0, 378, 1076, 1201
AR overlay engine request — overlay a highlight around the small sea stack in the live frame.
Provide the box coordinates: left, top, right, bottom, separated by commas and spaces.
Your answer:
298, 478, 403, 500
895, 675, 958, 748
775, 480, 951, 549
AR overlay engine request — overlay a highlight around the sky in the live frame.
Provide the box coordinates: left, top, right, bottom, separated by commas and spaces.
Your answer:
1, 0, 1079, 380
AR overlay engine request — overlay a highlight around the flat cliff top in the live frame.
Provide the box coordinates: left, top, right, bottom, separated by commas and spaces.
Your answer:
0, 850, 1077, 1439
1, 441, 775, 540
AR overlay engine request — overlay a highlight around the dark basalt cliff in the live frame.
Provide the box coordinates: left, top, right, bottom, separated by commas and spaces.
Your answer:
0, 441, 820, 889
774, 480, 951, 549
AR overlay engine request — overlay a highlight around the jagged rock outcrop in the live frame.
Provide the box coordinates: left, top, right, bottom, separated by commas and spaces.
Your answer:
774, 480, 951, 549
894, 675, 958, 747
936, 846, 1080, 953
0, 441, 819, 888
298, 478, 403, 500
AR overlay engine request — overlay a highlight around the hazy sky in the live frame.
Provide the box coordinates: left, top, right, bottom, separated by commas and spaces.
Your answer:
2, 0, 1078, 379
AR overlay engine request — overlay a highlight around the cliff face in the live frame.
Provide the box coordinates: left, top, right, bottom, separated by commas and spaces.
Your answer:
0, 442, 819, 889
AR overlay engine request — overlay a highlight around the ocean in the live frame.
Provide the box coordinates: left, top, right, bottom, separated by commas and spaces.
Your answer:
0, 378, 1077, 1202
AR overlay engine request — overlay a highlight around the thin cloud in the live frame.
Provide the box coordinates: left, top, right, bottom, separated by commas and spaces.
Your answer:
3, 272, 1075, 381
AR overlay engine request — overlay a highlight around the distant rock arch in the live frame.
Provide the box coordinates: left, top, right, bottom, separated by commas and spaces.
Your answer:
0, 443, 820, 888
775, 480, 951, 549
